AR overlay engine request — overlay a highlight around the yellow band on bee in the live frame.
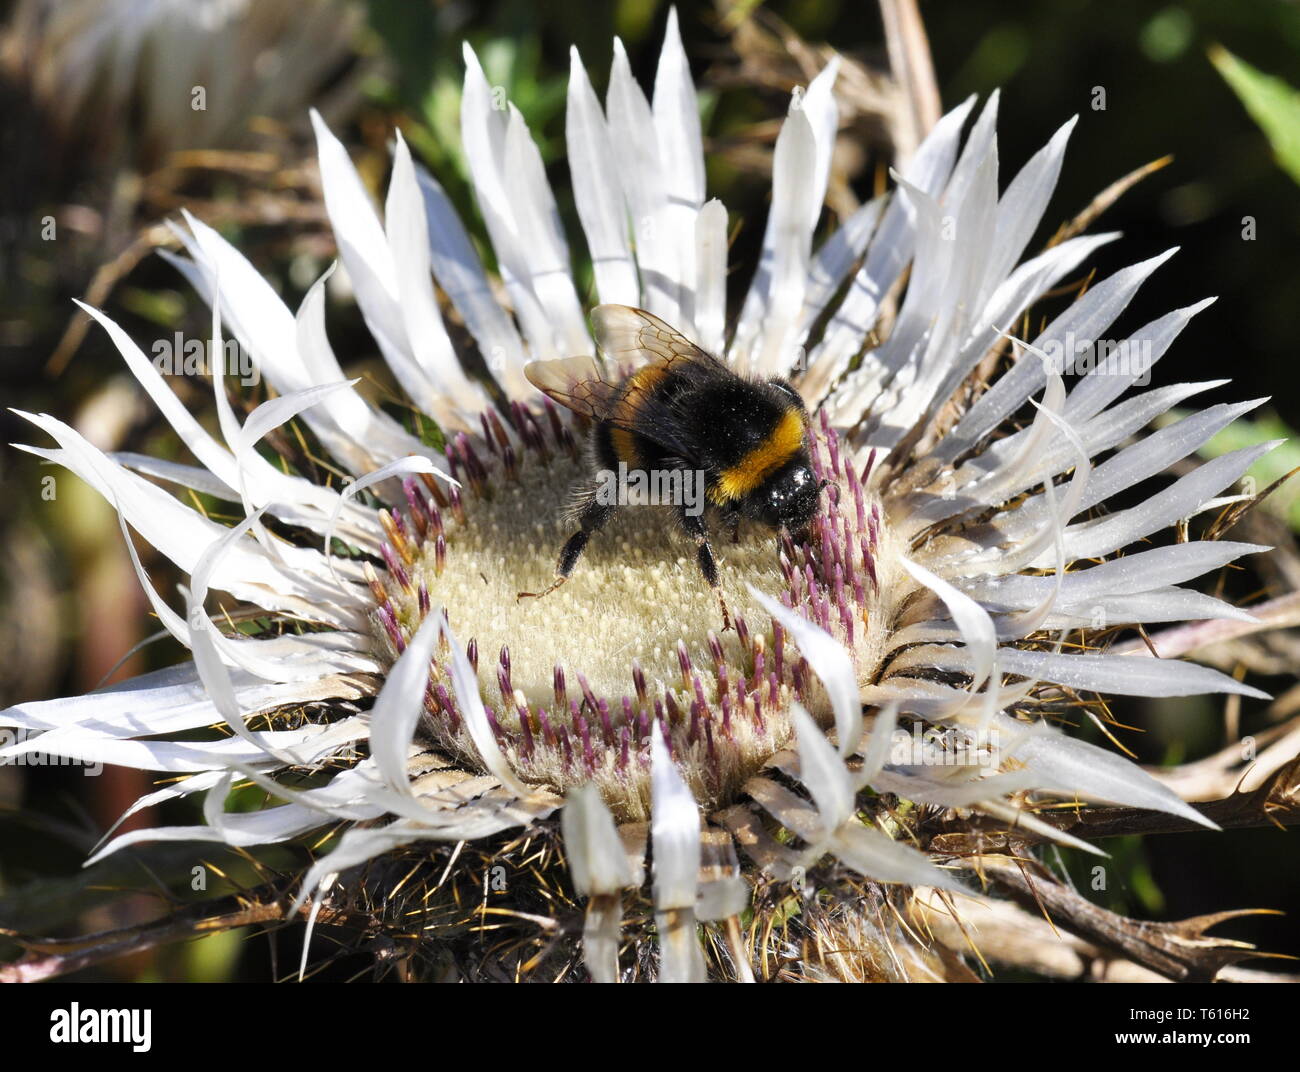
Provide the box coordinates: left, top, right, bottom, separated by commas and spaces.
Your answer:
710, 408, 806, 503
610, 364, 672, 470
611, 364, 670, 426
609, 425, 641, 469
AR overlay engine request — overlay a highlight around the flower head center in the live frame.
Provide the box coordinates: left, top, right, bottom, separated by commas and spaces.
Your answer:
364, 406, 893, 819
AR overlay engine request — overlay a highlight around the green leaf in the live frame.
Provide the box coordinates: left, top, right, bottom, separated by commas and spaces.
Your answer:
1210, 45, 1300, 186
411, 410, 445, 453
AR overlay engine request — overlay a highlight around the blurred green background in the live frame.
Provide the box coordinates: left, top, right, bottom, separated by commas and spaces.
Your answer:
1, 0, 1297, 980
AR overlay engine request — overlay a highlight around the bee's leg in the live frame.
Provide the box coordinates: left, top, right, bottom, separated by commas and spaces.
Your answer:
724, 509, 741, 545
517, 498, 615, 602
776, 523, 797, 556
680, 509, 732, 631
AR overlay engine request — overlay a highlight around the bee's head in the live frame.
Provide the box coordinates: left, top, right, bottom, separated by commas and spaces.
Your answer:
756, 457, 823, 535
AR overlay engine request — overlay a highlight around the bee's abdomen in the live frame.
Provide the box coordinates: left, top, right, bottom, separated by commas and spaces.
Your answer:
594, 419, 669, 474
679, 382, 806, 505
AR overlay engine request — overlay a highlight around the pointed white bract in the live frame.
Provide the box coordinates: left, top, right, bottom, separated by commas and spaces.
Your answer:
564, 784, 633, 983
650, 722, 706, 982
567, 47, 639, 308
791, 704, 855, 829
369, 613, 445, 804
565, 784, 633, 897
650, 722, 701, 912
461, 47, 589, 363
751, 587, 862, 755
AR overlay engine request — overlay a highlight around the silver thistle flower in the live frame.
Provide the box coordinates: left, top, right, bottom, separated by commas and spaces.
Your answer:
3, 11, 1283, 982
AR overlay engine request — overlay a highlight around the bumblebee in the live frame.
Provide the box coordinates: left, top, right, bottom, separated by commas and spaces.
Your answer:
519, 305, 825, 627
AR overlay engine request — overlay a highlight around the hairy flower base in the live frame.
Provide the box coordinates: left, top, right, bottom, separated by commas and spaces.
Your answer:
364, 406, 900, 818
301, 821, 959, 982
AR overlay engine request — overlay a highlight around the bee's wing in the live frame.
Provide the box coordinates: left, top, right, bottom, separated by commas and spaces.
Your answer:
591, 304, 718, 369
524, 306, 721, 422
592, 305, 733, 462
523, 354, 620, 420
